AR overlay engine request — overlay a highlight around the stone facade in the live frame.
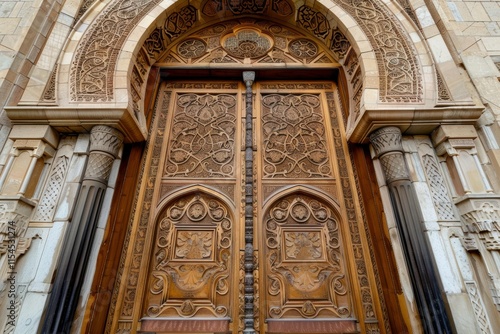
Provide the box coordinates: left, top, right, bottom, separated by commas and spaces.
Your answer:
0, 0, 500, 333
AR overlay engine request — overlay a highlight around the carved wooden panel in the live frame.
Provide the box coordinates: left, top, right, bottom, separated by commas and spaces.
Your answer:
261, 93, 332, 178
145, 193, 233, 318
264, 194, 352, 319
164, 92, 237, 178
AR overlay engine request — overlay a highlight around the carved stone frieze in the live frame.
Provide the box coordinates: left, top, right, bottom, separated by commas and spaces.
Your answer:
455, 196, 500, 250
201, 0, 294, 17
331, 0, 422, 102
71, 0, 162, 102
264, 194, 352, 319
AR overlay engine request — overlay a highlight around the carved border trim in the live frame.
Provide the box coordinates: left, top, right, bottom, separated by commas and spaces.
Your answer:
70, 0, 422, 103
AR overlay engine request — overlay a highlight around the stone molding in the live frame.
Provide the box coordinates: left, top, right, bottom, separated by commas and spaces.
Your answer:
4, 106, 145, 143
455, 195, 500, 251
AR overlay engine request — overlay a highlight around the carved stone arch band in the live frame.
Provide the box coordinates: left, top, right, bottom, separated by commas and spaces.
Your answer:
67, 0, 425, 106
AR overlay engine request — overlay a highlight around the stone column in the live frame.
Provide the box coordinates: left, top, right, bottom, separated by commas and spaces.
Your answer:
370, 126, 452, 334
41, 125, 123, 334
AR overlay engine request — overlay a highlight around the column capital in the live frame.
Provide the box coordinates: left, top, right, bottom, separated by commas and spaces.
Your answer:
369, 126, 403, 158
89, 125, 124, 158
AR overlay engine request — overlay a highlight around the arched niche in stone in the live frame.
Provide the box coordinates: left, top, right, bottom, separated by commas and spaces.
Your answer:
59, 0, 447, 143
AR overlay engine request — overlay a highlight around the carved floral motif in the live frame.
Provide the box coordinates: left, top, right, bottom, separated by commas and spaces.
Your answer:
164, 93, 237, 178
265, 195, 351, 318
261, 94, 332, 178
71, 0, 161, 101
146, 193, 232, 318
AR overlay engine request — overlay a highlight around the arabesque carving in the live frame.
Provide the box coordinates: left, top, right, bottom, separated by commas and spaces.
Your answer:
146, 193, 232, 318
331, 0, 422, 102
327, 92, 379, 326
201, 0, 294, 17
71, 0, 161, 102
265, 194, 351, 318
164, 93, 237, 178
157, 19, 338, 66
261, 94, 332, 178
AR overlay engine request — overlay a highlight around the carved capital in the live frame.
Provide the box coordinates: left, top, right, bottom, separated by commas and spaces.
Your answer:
455, 195, 500, 250
89, 125, 124, 158
369, 126, 403, 157
370, 127, 409, 183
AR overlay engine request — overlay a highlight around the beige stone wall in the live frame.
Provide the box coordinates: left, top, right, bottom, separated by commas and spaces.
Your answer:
424, 0, 500, 194
0, 0, 65, 166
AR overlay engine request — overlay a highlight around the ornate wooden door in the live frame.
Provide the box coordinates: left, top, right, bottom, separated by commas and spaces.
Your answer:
137, 80, 385, 333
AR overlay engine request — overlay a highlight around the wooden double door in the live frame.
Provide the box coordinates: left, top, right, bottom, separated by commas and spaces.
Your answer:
130, 79, 386, 333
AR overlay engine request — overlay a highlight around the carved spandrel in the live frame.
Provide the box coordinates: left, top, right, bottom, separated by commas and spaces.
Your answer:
261, 94, 332, 178
146, 193, 232, 319
164, 93, 237, 178
265, 194, 351, 319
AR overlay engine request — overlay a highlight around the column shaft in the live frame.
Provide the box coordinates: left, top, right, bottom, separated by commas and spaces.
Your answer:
370, 127, 452, 334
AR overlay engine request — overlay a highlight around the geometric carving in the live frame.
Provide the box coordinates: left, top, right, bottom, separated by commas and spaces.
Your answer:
164, 93, 237, 178
369, 126, 403, 157
288, 39, 319, 59
265, 194, 351, 319
456, 197, 500, 250
222, 29, 273, 59
32, 155, 69, 222
89, 125, 124, 157
177, 38, 207, 59
465, 282, 493, 333
146, 193, 232, 318
261, 94, 332, 178
379, 152, 409, 183
421, 153, 455, 220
